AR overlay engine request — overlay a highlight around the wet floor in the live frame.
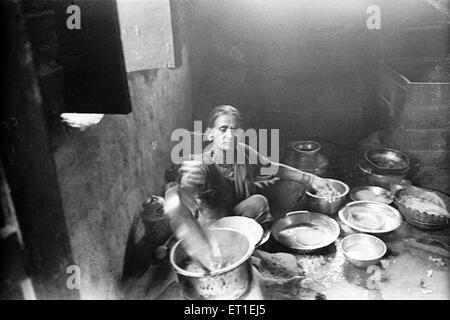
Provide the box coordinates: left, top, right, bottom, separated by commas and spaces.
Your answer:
122, 211, 450, 300
121, 145, 450, 300
260, 218, 450, 300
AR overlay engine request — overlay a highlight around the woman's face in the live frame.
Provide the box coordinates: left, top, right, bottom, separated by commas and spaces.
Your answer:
209, 114, 240, 151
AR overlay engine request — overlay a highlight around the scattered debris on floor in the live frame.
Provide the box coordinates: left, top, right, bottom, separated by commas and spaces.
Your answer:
380, 259, 390, 269
419, 278, 426, 289
428, 256, 446, 267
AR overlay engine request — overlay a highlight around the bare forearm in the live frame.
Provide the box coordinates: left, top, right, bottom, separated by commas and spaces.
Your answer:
271, 162, 316, 186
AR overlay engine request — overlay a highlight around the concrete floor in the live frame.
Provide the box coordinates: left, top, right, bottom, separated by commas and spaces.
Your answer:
121, 218, 450, 300
121, 143, 450, 300
259, 219, 450, 300
296, 145, 450, 300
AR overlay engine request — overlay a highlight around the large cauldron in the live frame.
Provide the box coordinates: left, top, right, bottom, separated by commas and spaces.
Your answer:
169, 228, 254, 300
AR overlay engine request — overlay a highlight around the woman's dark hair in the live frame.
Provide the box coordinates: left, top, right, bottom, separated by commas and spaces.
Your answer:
207, 105, 242, 128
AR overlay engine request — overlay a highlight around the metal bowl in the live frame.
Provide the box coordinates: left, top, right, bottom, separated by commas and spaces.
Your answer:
306, 179, 349, 215
210, 216, 269, 248
338, 201, 402, 234
341, 233, 387, 269
271, 211, 340, 253
393, 186, 450, 229
350, 186, 393, 205
365, 148, 410, 176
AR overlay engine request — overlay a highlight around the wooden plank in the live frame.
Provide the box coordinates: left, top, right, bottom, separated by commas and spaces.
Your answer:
117, 0, 175, 71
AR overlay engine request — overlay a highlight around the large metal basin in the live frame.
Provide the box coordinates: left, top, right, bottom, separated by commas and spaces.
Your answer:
170, 228, 253, 300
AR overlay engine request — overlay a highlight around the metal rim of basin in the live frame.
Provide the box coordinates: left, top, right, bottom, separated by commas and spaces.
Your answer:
306, 178, 349, 199
169, 227, 254, 278
341, 233, 387, 262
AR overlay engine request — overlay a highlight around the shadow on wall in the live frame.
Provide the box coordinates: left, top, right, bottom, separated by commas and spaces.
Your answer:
121, 198, 172, 282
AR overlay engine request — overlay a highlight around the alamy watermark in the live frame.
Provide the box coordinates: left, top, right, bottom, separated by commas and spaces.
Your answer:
170, 121, 279, 175
66, 265, 81, 290
66, 5, 81, 30
344, 264, 385, 290
366, 5, 381, 30
65, 4, 381, 31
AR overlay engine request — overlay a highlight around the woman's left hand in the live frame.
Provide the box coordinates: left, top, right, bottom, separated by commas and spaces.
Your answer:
311, 176, 337, 203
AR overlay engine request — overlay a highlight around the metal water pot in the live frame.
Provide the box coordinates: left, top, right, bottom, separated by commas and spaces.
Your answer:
283, 141, 329, 177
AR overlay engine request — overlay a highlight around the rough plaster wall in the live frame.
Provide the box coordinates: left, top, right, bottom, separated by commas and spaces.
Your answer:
51, 7, 195, 299
191, 0, 448, 149
191, 0, 371, 149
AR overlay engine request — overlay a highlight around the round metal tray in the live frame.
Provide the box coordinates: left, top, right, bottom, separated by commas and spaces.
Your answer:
338, 201, 402, 234
271, 211, 340, 253
350, 186, 393, 205
210, 216, 270, 248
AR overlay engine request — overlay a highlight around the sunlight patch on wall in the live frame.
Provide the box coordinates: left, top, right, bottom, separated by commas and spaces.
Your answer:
60, 113, 104, 131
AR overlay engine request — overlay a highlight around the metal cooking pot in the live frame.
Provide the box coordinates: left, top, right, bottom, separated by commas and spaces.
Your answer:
358, 162, 411, 193
169, 228, 254, 300
306, 179, 349, 215
365, 148, 410, 176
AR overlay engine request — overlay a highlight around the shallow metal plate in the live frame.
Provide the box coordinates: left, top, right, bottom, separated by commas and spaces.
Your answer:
339, 201, 402, 234
271, 211, 340, 252
350, 186, 393, 205
210, 216, 269, 248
